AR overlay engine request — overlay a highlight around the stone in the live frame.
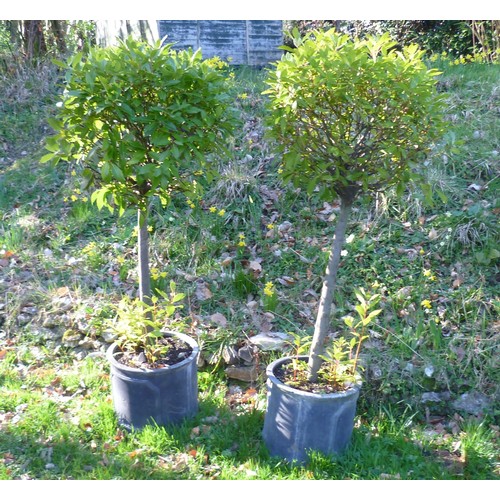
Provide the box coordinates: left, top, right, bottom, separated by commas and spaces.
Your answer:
101, 330, 117, 343
421, 392, 444, 403
61, 332, 81, 348
78, 338, 101, 350
17, 314, 31, 326
225, 364, 259, 382
248, 331, 292, 351
237, 345, 256, 363
452, 391, 491, 415
222, 346, 238, 365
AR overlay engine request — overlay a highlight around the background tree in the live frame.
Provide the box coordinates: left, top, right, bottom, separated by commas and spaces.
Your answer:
285, 20, 500, 61
264, 29, 447, 381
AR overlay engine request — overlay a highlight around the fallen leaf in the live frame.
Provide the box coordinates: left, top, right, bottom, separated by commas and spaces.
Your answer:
195, 281, 213, 301
428, 228, 439, 240
128, 449, 143, 458
210, 312, 227, 327
380, 473, 401, 480
277, 276, 295, 286
55, 286, 70, 296
220, 256, 233, 267
247, 260, 262, 273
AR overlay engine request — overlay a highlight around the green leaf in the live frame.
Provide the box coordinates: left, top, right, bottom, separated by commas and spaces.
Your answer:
111, 164, 126, 182
362, 309, 382, 326
39, 153, 56, 164
91, 188, 109, 211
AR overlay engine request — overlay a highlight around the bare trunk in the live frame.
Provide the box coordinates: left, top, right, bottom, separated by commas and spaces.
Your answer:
23, 20, 47, 60
307, 196, 353, 381
137, 208, 152, 306
49, 20, 67, 54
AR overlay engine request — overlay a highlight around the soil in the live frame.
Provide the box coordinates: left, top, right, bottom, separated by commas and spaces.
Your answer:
113, 336, 193, 370
274, 360, 353, 395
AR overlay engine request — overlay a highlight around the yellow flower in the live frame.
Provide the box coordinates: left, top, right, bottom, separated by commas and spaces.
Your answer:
419, 248, 425, 255
266, 223, 275, 230
218, 209, 226, 217
147, 225, 153, 232
209, 206, 217, 213
277, 168, 283, 174
264, 282, 275, 296
237, 240, 246, 247
82, 196, 88, 203
423, 269, 432, 277
238, 233, 245, 239
70, 195, 78, 202
71, 170, 76, 176
421, 299, 432, 309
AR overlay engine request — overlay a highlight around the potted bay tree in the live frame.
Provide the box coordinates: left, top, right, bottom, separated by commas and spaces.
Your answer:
42, 37, 238, 429
262, 29, 447, 462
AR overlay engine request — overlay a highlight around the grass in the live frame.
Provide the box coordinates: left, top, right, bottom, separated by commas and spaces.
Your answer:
0, 55, 499, 480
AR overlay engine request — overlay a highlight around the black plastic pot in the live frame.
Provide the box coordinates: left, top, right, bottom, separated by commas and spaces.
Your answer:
106, 332, 199, 430
262, 355, 361, 463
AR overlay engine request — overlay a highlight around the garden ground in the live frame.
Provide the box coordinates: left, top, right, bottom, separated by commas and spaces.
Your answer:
0, 58, 498, 480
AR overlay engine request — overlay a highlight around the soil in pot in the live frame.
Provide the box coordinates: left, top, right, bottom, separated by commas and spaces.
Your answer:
114, 336, 193, 370
274, 357, 359, 394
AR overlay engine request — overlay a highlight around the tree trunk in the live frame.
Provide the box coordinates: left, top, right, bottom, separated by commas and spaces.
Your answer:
307, 195, 354, 381
137, 208, 152, 306
23, 20, 47, 60
49, 20, 67, 54
7, 21, 22, 47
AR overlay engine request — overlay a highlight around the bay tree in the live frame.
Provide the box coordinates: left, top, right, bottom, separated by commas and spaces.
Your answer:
43, 37, 238, 304
264, 29, 447, 381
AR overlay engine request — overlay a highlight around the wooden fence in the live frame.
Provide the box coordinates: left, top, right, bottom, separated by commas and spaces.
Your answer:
158, 20, 283, 66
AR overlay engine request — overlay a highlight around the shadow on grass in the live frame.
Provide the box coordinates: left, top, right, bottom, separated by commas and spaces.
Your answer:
0, 395, 496, 480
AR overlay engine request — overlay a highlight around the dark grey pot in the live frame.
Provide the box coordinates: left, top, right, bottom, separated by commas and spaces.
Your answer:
262, 355, 361, 464
106, 331, 199, 430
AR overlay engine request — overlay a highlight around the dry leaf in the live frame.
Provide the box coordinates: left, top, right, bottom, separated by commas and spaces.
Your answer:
55, 286, 70, 296
247, 260, 262, 273
195, 281, 213, 301
210, 312, 227, 327
428, 228, 439, 240
220, 256, 233, 267
277, 276, 295, 286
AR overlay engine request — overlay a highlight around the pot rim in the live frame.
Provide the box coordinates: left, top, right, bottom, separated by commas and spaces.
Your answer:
266, 355, 362, 400
106, 330, 199, 374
